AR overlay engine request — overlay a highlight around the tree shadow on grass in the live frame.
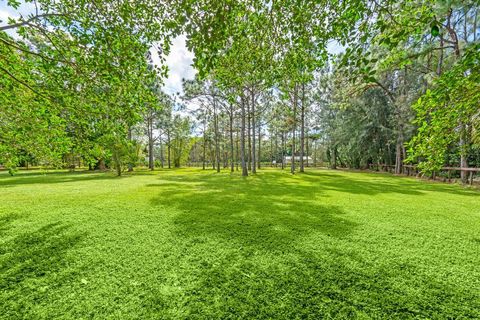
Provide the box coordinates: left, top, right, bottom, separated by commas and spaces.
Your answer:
159, 244, 479, 319
302, 170, 480, 197
0, 213, 22, 236
144, 171, 479, 318
0, 222, 85, 317
0, 171, 131, 187
148, 172, 357, 253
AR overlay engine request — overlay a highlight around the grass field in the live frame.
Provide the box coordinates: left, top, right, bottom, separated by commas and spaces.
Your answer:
0, 168, 479, 319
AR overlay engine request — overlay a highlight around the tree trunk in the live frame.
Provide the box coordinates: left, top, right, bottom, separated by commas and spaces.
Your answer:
113, 149, 122, 176
251, 89, 257, 173
291, 84, 298, 174
148, 139, 154, 170
460, 125, 468, 183
437, 34, 444, 76
167, 130, 171, 169
274, 130, 278, 167
270, 131, 274, 167
474, 10, 477, 42
281, 132, 285, 170
128, 126, 134, 172
247, 98, 252, 171
331, 145, 337, 169
257, 118, 261, 170
147, 118, 154, 170
160, 139, 164, 168
240, 96, 248, 176
300, 82, 305, 173
229, 107, 235, 173
306, 135, 309, 167
235, 121, 239, 171
395, 136, 403, 174
213, 98, 220, 173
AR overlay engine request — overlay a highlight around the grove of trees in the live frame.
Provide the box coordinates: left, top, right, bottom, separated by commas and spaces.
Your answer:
1, 0, 479, 182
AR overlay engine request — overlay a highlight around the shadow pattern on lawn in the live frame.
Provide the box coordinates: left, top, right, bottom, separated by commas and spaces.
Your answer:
0, 171, 131, 187
0, 221, 85, 317
144, 171, 479, 319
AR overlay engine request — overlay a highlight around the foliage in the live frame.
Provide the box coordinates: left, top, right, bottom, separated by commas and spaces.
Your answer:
407, 43, 480, 171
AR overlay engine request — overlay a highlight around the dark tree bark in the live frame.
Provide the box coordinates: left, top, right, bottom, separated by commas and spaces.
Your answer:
331, 145, 337, 169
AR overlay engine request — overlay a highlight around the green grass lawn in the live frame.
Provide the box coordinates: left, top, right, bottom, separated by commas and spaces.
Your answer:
0, 168, 479, 319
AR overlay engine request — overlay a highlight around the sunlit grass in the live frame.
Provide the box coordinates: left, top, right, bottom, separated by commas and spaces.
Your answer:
0, 168, 479, 319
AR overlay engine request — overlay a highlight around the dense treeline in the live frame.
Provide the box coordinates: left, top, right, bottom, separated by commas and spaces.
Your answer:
1, 0, 479, 182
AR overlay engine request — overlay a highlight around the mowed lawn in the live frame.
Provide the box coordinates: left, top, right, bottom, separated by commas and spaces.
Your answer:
0, 168, 479, 319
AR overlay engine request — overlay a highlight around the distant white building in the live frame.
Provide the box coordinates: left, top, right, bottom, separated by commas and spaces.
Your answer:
283, 156, 313, 164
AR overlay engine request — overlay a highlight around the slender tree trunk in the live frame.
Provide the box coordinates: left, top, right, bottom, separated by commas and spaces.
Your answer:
240, 96, 248, 176
460, 125, 468, 183
229, 107, 235, 173
300, 82, 305, 173
274, 130, 278, 167
395, 134, 403, 174
148, 119, 154, 170
160, 139, 164, 168
257, 118, 261, 170
306, 135, 309, 167
148, 139, 154, 170
281, 132, 285, 170
291, 84, 298, 174
202, 127, 206, 170
331, 145, 337, 169
213, 98, 220, 173
128, 126, 134, 172
247, 97, 252, 171
235, 123, 239, 171
251, 89, 257, 173
113, 149, 122, 176
474, 10, 477, 42
167, 130, 171, 169
270, 131, 273, 167
437, 34, 444, 76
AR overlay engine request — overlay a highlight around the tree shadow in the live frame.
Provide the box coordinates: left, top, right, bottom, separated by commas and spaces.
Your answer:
148, 172, 357, 253
0, 171, 131, 187
302, 170, 480, 197
142, 170, 479, 318
0, 222, 85, 317
0, 213, 22, 236
156, 244, 478, 319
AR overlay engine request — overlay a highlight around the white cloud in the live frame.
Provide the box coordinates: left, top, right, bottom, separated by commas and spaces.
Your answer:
151, 35, 200, 121
153, 35, 196, 95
